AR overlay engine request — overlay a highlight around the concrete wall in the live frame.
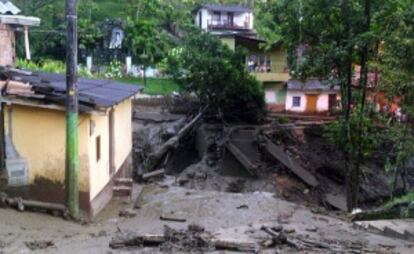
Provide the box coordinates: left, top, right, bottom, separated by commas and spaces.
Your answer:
285, 91, 340, 113
0, 24, 15, 66
4, 104, 91, 211
195, 9, 210, 30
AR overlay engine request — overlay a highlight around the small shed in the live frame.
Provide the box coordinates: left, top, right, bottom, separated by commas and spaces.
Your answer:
0, 0, 40, 66
0, 69, 142, 216
286, 79, 340, 114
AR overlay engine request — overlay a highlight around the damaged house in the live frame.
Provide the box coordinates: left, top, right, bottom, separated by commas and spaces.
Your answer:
0, 70, 141, 216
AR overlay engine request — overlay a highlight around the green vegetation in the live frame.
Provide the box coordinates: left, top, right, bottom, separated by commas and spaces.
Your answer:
167, 30, 265, 123
117, 77, 181, 95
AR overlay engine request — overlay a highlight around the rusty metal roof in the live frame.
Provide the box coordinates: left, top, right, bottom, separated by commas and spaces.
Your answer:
0, 0, 20, 15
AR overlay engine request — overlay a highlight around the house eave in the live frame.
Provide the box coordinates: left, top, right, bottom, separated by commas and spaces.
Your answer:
0, 15, 40, 26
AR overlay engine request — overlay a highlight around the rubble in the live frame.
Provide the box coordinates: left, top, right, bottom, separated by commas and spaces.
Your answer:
25, 240, 55, 251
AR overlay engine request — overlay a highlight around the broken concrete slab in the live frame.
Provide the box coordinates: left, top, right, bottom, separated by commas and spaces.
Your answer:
226, 142, 259, 176
264, 138, 319, 187
354, 219, 414, 242
325, 193, 347, 211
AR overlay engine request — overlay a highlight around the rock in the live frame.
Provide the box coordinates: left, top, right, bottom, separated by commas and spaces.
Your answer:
25, 240, 54, 250
272, 225, 284, 232
194, 172, 207, 180
177, 176, 189, 186
119, 209, 137, 218
236, 204, 249, 209
305, 226, 318, 232
284, 228, 296, 234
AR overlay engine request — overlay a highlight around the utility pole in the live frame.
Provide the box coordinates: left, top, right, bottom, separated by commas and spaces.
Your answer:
65, 0, 79, 219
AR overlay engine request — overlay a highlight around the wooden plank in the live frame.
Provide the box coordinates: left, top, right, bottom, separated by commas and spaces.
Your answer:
142, 169, 165, 180
264, 138, 319, 187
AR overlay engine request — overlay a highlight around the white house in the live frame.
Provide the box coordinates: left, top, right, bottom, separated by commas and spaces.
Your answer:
194, 4, 254, 34
285, 79, 340, 114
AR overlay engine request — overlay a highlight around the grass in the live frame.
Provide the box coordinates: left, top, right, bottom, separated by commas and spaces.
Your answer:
384, 192, 414, 209
117, 77, 181, 95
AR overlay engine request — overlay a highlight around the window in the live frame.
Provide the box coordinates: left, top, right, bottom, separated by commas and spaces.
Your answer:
96, 136, 101, 162
292, 96, 301, 107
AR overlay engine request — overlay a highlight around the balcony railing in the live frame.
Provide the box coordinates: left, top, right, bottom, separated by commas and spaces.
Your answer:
207, 19, 250, 30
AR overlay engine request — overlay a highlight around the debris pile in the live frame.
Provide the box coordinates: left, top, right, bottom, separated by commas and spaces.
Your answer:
132, 102, 414, 214
160, 225, 214, 253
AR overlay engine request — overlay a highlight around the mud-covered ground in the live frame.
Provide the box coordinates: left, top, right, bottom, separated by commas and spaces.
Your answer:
1, 182, 413, 253
1, 104, 413, 253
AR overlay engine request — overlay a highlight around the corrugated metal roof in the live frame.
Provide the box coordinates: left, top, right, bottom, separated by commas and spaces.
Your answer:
0, 0, 21, 15
203, 4, 251, 13
288, 79, 340, 91
1, 70, 142, 111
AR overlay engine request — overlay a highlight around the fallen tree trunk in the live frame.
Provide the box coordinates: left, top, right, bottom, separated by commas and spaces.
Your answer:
145, 106, 208, 171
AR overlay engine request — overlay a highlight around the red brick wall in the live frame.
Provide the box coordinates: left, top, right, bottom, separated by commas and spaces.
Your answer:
0, 24, 15, 66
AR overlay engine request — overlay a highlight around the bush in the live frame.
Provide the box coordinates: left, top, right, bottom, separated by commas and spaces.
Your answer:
104, 60, 124, 79
167, 31, 265, 123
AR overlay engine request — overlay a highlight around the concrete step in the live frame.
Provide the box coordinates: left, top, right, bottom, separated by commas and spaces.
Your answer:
113, 186, 132, 197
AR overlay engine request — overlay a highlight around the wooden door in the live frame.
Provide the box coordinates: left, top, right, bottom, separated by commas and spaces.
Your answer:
306, 95, 318, 114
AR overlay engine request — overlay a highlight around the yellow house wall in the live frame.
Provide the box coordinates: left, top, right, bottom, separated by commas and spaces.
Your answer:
4, 104, 90, 193
270, 49, 288, 73
88, 113, 110, 201
220, 37, 236, 51
88, 98, 133, 201
113, 99, 132, 170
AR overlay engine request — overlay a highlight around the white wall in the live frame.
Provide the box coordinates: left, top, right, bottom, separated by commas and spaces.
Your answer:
286, 91, 306, 112
195, 8, 253, 30
285, 91, 339, 113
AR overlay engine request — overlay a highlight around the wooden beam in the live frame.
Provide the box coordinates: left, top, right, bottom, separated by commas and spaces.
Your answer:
23, 26, 31, 60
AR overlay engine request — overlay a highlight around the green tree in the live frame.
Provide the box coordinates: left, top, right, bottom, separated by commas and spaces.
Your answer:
259, 0, 383, 211
167, 31, 265, 123
125, 19, 172, 85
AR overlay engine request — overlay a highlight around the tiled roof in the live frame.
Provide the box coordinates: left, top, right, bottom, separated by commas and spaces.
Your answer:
0, 0, 20, 15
